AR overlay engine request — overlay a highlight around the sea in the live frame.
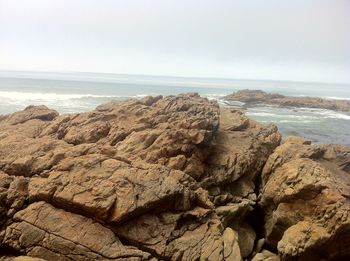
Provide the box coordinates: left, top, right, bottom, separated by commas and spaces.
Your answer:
1, 71, 350, 145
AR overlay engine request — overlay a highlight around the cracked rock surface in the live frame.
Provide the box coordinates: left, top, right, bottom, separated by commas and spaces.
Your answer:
0, 94, 349, 260
260, 137, 350, 260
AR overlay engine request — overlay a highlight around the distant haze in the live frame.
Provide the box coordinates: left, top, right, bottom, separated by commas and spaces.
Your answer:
1, 0, 350, 84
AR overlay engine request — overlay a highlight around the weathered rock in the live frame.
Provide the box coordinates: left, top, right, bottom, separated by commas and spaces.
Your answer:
204, 108, 281, 188
2, 201, 153, 260
1, 95, 249, 260
225, 90, 284, 103
4, 105, 59, 125
116, 208, 242, 260
260, 137, 350, 260
0, 172, 28, 227
224, 89, 350, 111
2, 94, 348, 260
28, 156, 195, 223
0, 115, 71, 177
0, 256, 46, 261
252, 250, 280, 261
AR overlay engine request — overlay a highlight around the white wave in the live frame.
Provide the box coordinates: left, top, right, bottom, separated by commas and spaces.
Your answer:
0, 91, 117, 102
247, 112, 277, 117
251, 106, 350, 121
135, 94, 149, 98
314, 110, 350, 120
278, 120, 300, 123
295, 107, 350, 120
248, 109, 316, 117
282, 114, 318, 119
202, 93, 227, 100
278, 120, 317, 123
325, 96, 350, 101
272, 94, 350, 101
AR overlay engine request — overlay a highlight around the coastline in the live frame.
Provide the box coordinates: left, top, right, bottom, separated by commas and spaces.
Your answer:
0, 94, 349, 260
0, 86, 350, 146
219, 90, 350, 146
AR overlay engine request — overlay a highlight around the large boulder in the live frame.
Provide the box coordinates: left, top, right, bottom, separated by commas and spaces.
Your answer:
3, 201, 153, 260
4, 105, 59, 125
0, 94, 304, 260
260, 137, 350, 260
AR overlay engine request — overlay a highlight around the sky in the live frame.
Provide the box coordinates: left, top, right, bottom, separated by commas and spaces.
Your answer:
0, 0, 350, 84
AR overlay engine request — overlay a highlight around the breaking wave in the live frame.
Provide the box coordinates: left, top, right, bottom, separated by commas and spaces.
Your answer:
0, 91, 118, 101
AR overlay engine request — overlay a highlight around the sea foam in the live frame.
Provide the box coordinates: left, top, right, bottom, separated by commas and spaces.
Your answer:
0, 91, 117, 101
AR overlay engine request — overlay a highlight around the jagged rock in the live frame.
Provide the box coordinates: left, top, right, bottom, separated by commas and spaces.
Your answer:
4, 105, 59, 125
2, 201, 153, 260
260, 137, 350, 260
40, 94, 220, 181
116, 208, 242, 260
1, 95, 252, 260
224, 89, 350, 111
204, 108, 281, 188
277, 221, 330, 260
0, 115, 71, 177
0, 172, 28, 227
28, 157, 195, 223
3, 94, 348, 260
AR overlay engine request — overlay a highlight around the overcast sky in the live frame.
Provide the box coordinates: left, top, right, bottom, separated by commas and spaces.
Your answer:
0, 0, 350, 83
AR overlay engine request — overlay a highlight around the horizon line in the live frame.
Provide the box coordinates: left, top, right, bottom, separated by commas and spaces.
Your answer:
1, 69, 350, 86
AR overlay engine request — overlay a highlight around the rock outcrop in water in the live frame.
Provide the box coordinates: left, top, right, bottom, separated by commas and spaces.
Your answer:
224, 89, 350, 111
0, 93, 349, 260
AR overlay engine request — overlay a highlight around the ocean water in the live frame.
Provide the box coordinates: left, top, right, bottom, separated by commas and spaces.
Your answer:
0, 72, 350, 145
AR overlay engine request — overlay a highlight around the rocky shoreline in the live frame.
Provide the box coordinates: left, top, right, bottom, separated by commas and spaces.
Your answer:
224, 89, 350, 111
0, 93, 349, 260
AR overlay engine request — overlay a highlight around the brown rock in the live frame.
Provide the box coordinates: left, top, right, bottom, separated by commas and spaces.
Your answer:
28, 156, 195, 223
252, 250, 281, 261
114, 207, 242, 260
0, 257, 46, 261
5, 105, 58, 125
2, 94, 348, 260
2, 201, 153, 260
260, 138, 350, 260
0, 171, 28, 227
1, 94, 244, 260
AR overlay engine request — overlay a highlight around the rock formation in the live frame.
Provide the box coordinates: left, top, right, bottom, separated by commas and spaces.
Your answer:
0, 93, 349, 260
260, 136, 350, 260
224, 89, 350, 111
